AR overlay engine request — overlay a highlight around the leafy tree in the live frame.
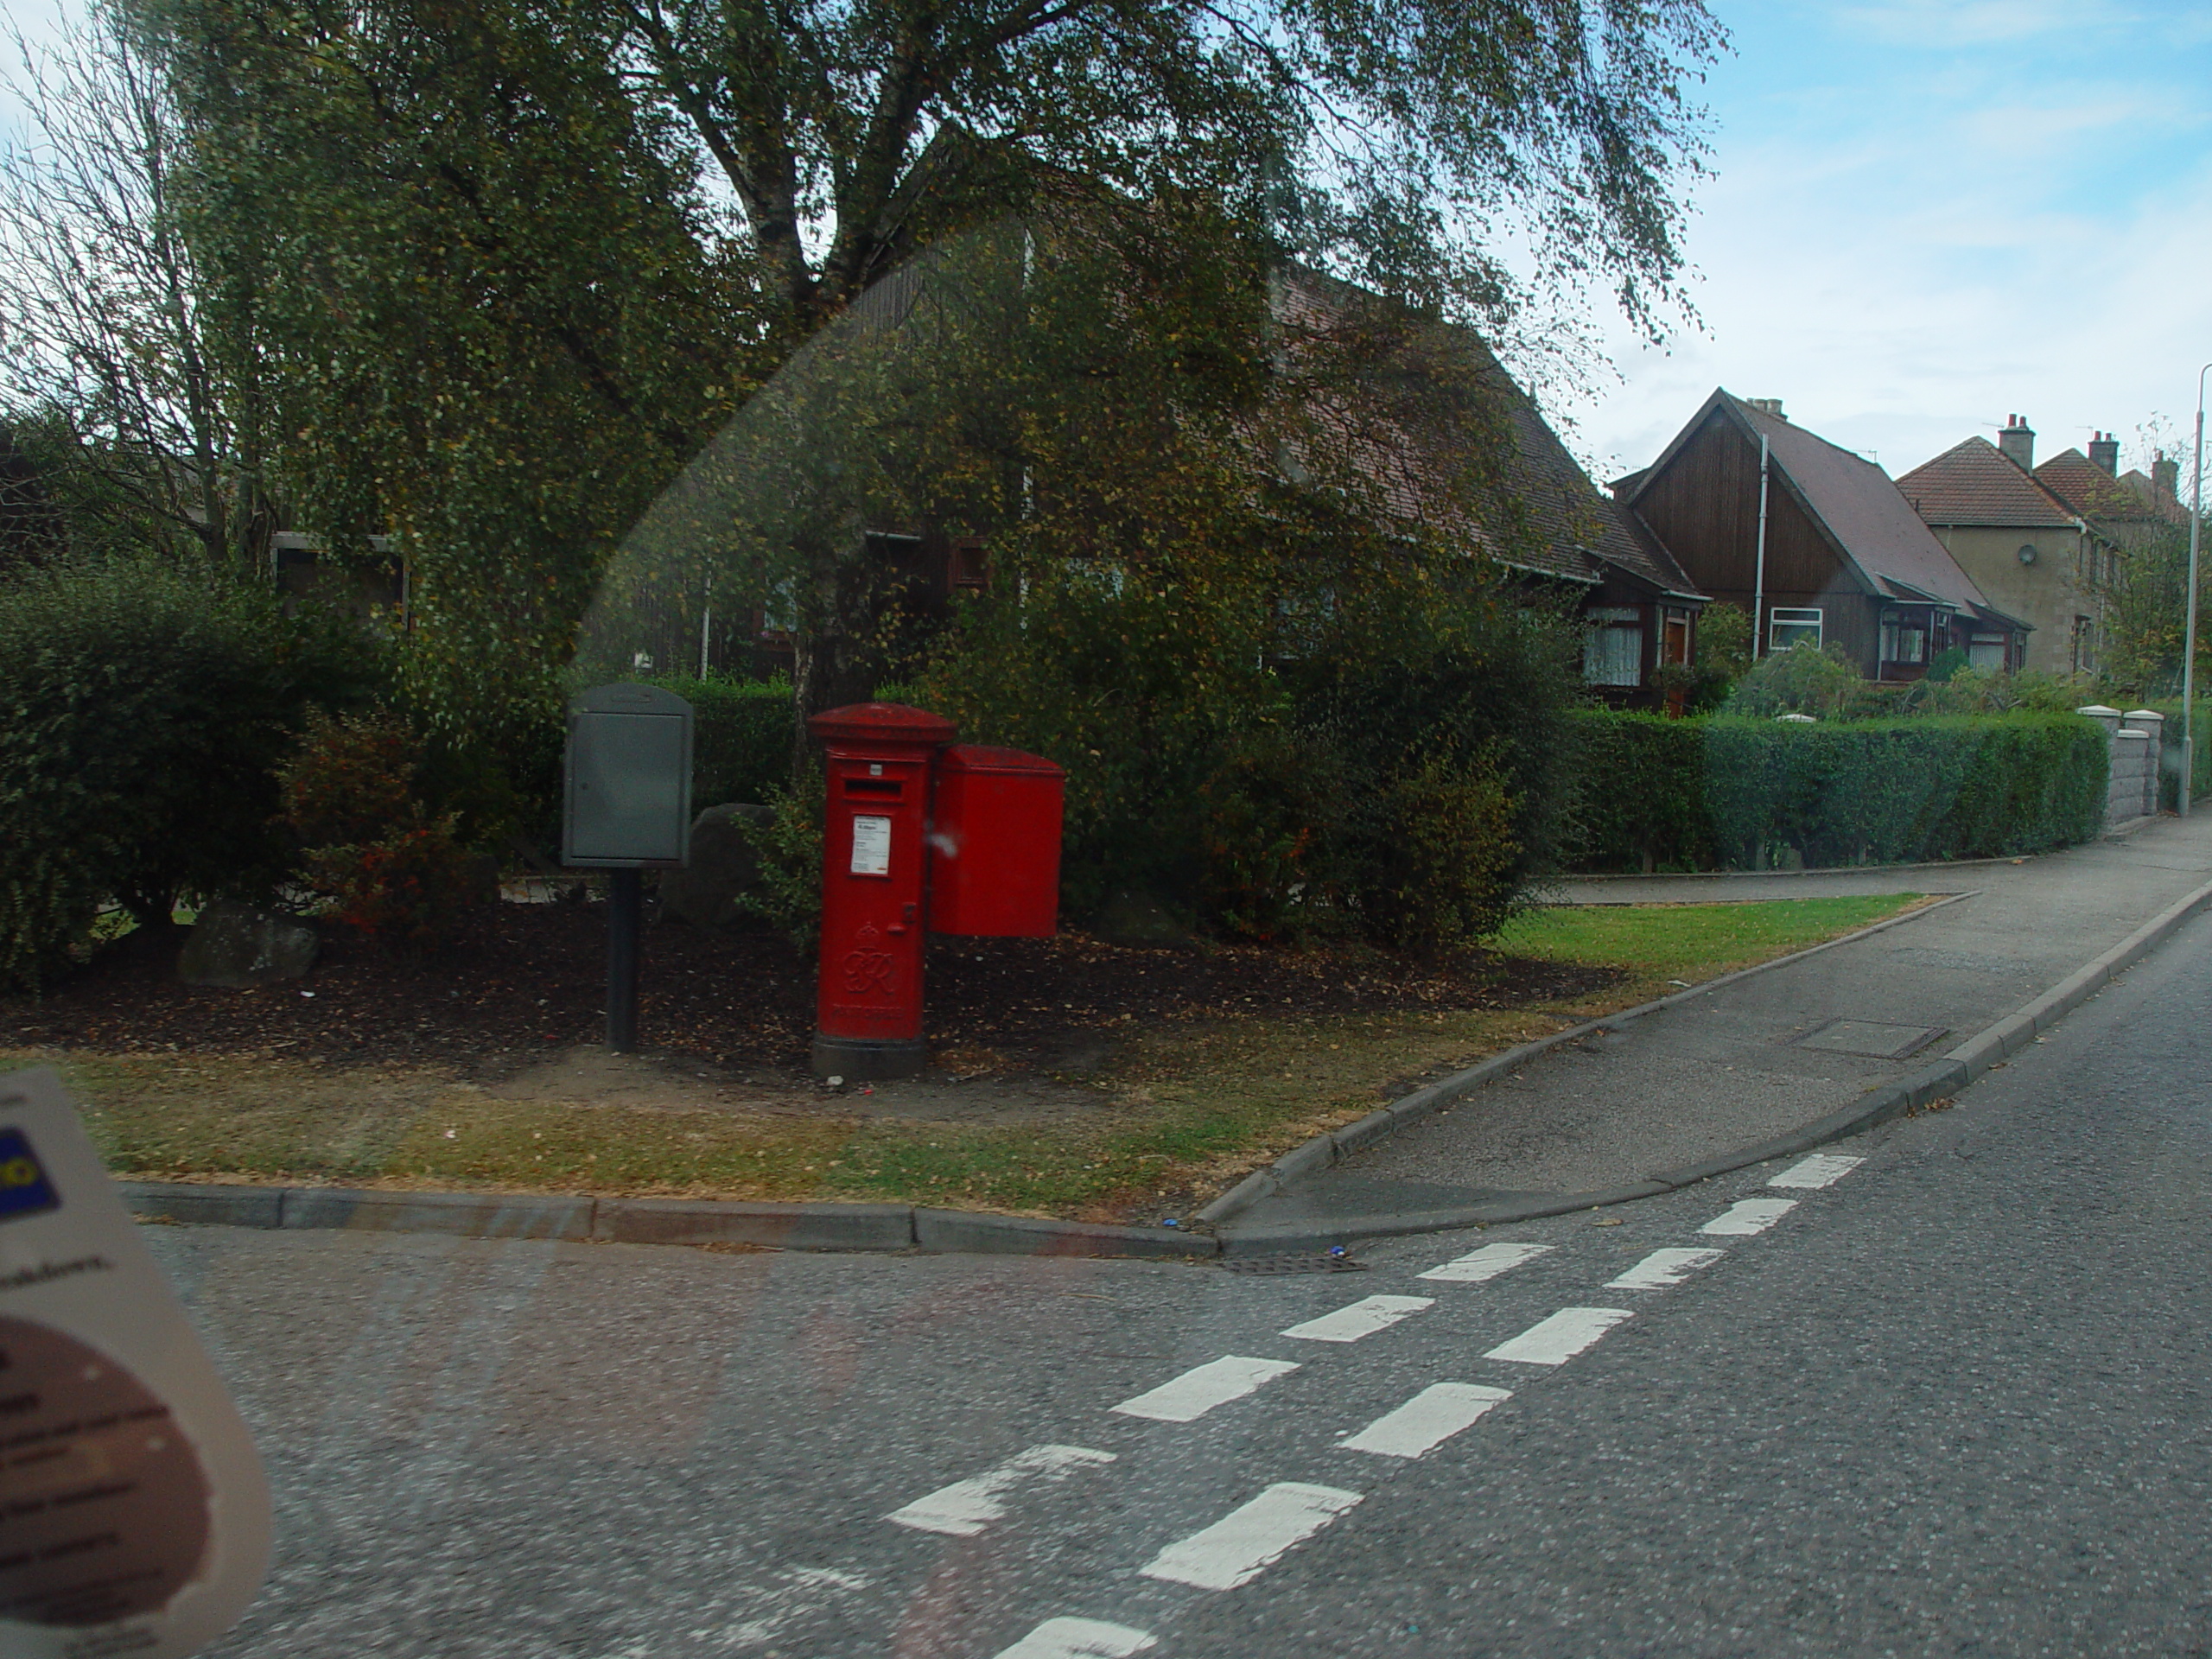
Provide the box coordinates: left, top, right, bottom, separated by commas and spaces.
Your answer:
138, 0, 1724, 741
0, 3, 271, 564
2096, 522, 2208, 700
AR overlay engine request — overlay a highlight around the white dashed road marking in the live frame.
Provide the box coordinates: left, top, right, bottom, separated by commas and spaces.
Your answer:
1416, 1242, 1554, 1284
991, 1616, 1159, 1658
1339, 1383, 1512, 1459
887, 1445, 1116, 1536
1605, 1248, 1726, 1291
1139, 1482, 1365, 1591
1701, 1198, 1798, 1235
1769, 1153, 1864, 1189
1279, 1295, 1433, 1343
1484, 1306, 1634, 1365
1110, 1356, 1300, 1423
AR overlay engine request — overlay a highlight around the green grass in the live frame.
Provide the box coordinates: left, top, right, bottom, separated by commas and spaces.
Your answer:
1500, 893, 1922, 987
14, 893, 1927, 1220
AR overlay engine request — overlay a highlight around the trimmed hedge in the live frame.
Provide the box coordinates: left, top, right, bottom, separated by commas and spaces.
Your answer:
645, 676, 798, 806
1570, 709, 2108, 872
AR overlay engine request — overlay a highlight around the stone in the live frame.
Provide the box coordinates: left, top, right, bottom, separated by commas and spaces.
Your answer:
177, 899, 320, 988
659, 804, 774, 930
1089, 887, 1191, 948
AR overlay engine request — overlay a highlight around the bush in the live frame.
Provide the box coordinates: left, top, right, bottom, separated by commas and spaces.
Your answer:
277, 710, 482, 950
736, 760, 825, 950
645, 674, 798, 805
1725, 642, 1865, 717
1569, 709, 2107, 871
0, 554, 385, 988
2146, 700, 2212, 810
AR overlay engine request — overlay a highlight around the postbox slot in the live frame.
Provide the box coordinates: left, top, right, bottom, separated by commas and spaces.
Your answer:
842, 778, 906, 798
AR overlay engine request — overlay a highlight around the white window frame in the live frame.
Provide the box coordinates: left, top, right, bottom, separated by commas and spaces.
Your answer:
1769, 607, 1823, 653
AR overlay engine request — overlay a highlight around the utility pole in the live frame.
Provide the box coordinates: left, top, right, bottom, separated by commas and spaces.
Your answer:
1753, 434, 1771, 658
2185, 363, 2209, 815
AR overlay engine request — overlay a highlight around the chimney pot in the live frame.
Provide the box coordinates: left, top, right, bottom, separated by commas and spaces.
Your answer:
1997, 414, 2036, 471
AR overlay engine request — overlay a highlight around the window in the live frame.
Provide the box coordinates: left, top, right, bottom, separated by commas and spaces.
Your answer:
2073, 615, 2096, 674
1878, 613, 1927, 665
948, 537, 988, 592
1769, 607, 1822, 652
1582, 607, 1643, 687
1968, 632, 2007, 671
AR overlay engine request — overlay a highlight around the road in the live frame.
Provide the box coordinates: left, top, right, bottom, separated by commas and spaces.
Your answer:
156, 906, 2212, 1657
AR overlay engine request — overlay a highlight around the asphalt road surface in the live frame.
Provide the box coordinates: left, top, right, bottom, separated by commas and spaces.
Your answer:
156, 906, 2212, 1657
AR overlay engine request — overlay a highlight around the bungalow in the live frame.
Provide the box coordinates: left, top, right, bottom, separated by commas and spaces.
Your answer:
1616, 391, 2030, 680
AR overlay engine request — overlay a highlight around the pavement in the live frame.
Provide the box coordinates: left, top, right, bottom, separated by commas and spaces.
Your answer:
154, 906, 2212, 1654
1218, 810, 2212, 1243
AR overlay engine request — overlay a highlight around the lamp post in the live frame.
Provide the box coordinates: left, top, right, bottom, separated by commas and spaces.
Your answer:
2186, 363, 2211, 817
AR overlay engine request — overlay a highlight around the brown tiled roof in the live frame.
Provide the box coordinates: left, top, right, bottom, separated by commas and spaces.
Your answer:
2033, 448, 2189, 526
1725, 394, 1995, 614
1896, 438, 2076, 529
1271, 265, 1703, 599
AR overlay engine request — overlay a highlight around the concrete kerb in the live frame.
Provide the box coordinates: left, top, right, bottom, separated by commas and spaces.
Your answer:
117, 1181, 1223, 1261
1207, 874, 2212, 1256
1192, 890, 1979, 1228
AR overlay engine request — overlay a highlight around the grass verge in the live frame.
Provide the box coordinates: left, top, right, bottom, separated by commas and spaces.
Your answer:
9, 895, 1925, 1221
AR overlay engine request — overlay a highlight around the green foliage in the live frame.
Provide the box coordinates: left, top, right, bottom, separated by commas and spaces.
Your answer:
645, 675, 797, 807
2096, 524, 2209, 700
0, 553, 385, 988
276, 710, 481, 950
736, 761, 825, 950
2145, 700, 2212, 810
1565, 710, 1716, 872
1725, 641, 1865, 717
1696, 601, 1753, 678
1568, 709, 2108, 872
1925, 645, 1969, 683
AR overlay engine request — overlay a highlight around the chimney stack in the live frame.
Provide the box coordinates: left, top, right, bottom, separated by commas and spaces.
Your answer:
2088, 431, 2120, 475
2154, 453, 2181, 499
1745, 397, 1785, 419
1997, 413, 2035, 470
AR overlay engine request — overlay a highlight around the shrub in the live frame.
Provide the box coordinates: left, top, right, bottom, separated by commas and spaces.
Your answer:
277, 710, 481, 950
1339, 749, 1520, 958
1725, 642, 1865, 718
1569, 709, 2107, 871
736, 760, 825, 950
645, 673, 798, 804
0, 554, 385, 988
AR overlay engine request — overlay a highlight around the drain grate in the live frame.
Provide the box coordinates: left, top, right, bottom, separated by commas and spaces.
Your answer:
1221, 1254, 1370, 1275
1794, 1019, 1948, 1059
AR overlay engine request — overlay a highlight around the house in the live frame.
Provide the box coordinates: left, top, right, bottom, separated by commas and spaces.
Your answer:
2033, 425, 2190, 554
1896, 419, 2103, 675
1615, 391, 2030, 680
729, 255, 1710, 702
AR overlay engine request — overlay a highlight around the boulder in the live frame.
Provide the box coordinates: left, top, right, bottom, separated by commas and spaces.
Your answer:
659, 804, 774, 930
178, 900, 320, 988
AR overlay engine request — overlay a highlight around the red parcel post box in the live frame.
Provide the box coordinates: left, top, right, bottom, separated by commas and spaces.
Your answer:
928, 745, 1065, 938
809, 709, 1066, 1080
808, 703, 955, 1081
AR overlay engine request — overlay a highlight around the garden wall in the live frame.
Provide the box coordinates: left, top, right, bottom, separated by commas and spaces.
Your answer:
1569, 709, 2109, 873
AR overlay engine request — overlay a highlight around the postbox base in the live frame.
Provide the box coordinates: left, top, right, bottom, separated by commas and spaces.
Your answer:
811, 1034, 927, 1081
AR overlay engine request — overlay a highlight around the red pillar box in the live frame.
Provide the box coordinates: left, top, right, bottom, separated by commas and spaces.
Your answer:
808, 703, 956, 1080
927, 746, 1065, 938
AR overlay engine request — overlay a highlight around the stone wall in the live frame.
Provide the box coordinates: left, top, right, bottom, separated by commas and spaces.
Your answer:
2077, 705, 2163, 828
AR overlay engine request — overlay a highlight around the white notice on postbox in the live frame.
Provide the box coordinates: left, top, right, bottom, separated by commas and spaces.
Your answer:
0, 1067, 270, 1658
850, 815, 893, 876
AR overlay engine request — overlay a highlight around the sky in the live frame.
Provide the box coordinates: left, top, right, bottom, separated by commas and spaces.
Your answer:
6, 0, 2210, 493
1555, 0, 2212, 488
